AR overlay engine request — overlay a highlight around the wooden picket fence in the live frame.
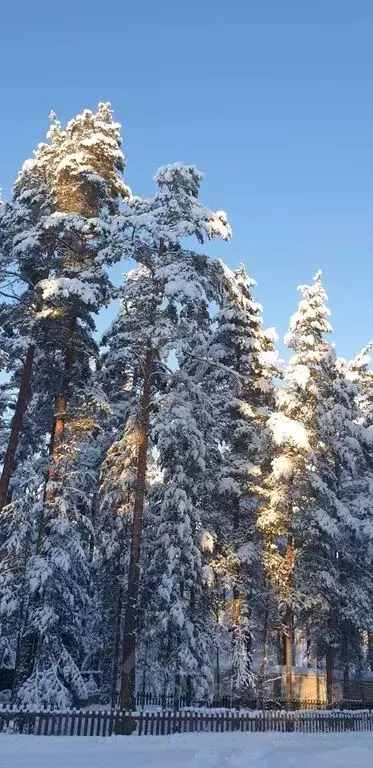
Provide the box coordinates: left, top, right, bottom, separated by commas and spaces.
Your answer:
1, 707, 373, 736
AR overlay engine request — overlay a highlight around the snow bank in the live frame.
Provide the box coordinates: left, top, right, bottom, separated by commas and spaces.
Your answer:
2, 732, 373, 768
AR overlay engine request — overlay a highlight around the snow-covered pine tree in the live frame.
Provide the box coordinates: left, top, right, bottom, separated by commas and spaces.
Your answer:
183, 261, 278, 696
102, 163, 231, 708
35, 103, 128, 502
258, 271, 373, 703
9, 103, 129, 707
138, 249, 220, 702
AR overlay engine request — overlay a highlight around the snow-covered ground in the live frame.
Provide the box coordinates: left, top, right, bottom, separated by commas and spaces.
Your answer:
1, 732, 373, 767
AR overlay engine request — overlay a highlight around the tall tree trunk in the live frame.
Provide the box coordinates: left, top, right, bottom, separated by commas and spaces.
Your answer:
326, 613, 336, 705
214, 586, 221, 699
0, 344, 35, 511
326, 644, 334, 704
232, 496, 241, 688
232, 585, 241, 642
110, 591, 123, 707
368, 630, 373, 671
216, 645, 220, 700
284, 539, 294, 707
306, 627, 312, 668
11, 535, 32, 702
120, 343, 153, 709
44, 315, 76, 503
343, 663, 350, 700
232, 583, 242, 695
342, 630, 350, 700
258, 591, 269, 705
284, 608, 293, 707
36, 315, 76, 553
140, 641, 148, 709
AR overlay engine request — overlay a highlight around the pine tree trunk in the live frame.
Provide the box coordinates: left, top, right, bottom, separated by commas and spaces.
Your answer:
36, 314, 76, 555
326, 645, 334, 704
258, 593, 269, 706
11, 537, 32, 702
120, 343, 153, 710
0, 344, 35, 511
343, 664, 350, 700
342, 631, 350, 699
110, 592, 123, 707
44, 315, 76, 503
368, 630, 373, 671
232, 585, 241, 642
140, 641, 148, 707
326, 615, 335, 704
216, 646, 220, 700
284, 539, 294, 707
284, 607, 293, 707
214, 590, 221, 699
12, 630, 37, 698
232, 496, 242, 690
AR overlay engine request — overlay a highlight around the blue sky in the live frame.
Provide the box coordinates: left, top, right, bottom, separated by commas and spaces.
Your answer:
2, 0, 373, 358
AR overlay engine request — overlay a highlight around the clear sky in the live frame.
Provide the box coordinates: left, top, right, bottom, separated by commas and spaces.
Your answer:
2, 0, 373, 359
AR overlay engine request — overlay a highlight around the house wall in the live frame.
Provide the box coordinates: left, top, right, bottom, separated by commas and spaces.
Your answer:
288, 671, 342, 702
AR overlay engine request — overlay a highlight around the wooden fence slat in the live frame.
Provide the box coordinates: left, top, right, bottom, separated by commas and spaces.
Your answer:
102, 710, 108, 737
76, 710, 83, 736
96, 711, 102, 737
90, 711, 96, 737
150, 711, 155, 736
55, 713, 62, 736
63, 712, 70, 737
70, 711, 76, 736
83, 712, 89, 737
144, 711, 149, 736
166, 710, 171, 735
159, 710, 165, 736
108, 709, 115, 737
36, 714, 42, 736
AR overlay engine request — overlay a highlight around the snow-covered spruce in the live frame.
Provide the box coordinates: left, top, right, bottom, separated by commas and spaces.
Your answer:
258, 271, 373, 700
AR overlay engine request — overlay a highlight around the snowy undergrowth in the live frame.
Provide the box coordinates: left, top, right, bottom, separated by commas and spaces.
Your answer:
1, 732, 373, 768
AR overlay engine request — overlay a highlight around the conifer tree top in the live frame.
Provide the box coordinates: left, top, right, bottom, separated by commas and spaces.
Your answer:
36, 102, 130, 216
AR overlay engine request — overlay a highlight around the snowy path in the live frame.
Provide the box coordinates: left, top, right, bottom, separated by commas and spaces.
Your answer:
1, 732, 373, 767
